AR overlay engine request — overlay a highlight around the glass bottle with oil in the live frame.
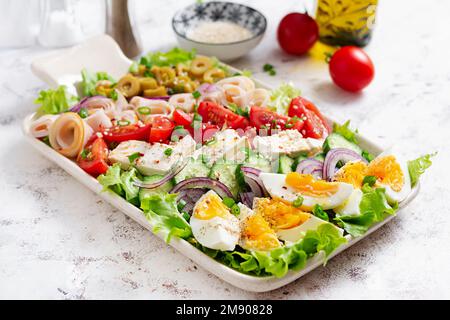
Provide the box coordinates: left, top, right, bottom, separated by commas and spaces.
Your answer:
314, 0, 378, 47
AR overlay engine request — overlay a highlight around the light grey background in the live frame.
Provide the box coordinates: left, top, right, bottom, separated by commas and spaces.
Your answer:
0, 0, 448, 299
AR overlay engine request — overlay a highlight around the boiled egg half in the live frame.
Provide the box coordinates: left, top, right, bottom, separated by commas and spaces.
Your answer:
190, 190, 240, 251
259, 172, 354, 210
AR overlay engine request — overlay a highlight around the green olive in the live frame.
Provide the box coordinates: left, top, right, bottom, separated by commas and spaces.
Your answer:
139, 77, 158, 90
190, 56, 213, 76
143, 86, 167, 97
117, 74, 141, 98
203, 68, 225, 83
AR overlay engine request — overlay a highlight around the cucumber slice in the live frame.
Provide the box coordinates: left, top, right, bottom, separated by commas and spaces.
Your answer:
173, 157, 211, 185
209, 162, 239, 198
313, 153, 325, 162
277, 155, 294, 174
244, 152, 272, 172
323, 133, 362, 155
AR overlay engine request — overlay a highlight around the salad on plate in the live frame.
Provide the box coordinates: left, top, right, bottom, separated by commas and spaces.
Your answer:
29, 48, 433, 278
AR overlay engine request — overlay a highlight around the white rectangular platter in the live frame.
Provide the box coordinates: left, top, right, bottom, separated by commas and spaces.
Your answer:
23, 35, 419, 292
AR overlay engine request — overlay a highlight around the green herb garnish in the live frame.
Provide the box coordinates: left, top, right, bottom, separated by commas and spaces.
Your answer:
138, 107, 151, 115
362, 175, 377, 187
192, 91, 201, 99
222, 197, 236, 208
292, 196, 304, 208
128, 152, 142, 163
164, 148, 173, 156
78, 108, 89, 119
231, 204, 240, 216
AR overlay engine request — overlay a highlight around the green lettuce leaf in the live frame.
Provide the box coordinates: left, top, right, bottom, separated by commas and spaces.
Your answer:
80, 69, 115, 97
97, 164, 139, 204
408, 153, 435, 187
334, 186, 397, 237
140, 48, 196, 68
195, 223, 346, 278
141, 193, 192, 242
34, 85, 78, 115
333, 120, 358, 144
268, 82, 301, 115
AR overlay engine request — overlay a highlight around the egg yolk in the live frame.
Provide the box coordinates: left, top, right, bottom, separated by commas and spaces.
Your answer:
367, 155, 404, 192
333, 161, 368, 188
285, 172, 338, 197
193, 192, 230, 220
254, 198, 310, 230
241, 212, 280, 251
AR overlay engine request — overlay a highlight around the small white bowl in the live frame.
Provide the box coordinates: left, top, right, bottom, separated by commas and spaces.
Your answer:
172, 1, 267, 62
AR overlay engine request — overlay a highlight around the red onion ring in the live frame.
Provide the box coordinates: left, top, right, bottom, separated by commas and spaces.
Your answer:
323, 148, 368, 181
170, 177, 234, 199
144, 96, 170, 101
241, 166, 269, 197
296, 158, 324, 180
239, 192, 255, 208
176, 188, 208, 215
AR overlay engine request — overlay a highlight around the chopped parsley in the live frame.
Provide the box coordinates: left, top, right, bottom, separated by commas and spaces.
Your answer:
164, 148, 173, 156
128, 152, 143, 163
80, 149, 90, 160
192, 91, 201, 99
263, 63, 276, 76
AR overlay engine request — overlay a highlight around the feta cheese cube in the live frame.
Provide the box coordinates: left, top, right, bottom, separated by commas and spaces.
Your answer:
194, 129, 249, 165
136, 135, 196, 176
108, 140, 149, 170
253, 130, 322, 159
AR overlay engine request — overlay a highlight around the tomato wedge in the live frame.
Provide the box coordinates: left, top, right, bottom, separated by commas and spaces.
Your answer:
77, 138, 109, 177
173, 109, 193, 128
249, 106, 304, 132
102, 123, 151, 143
149, 116, 175, 143
197, 101, 249, 130
288, 97, 330, 138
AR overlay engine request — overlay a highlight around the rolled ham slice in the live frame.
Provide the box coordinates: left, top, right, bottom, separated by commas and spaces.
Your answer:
30, 114, 58, 138
84, 109, 113, 132
248, 88, 270, 107
130, 97, 174, 123
221, 84, 249, 108
216, 76, 255, 92
168, 93, 196, 113
49, 112, 93, 158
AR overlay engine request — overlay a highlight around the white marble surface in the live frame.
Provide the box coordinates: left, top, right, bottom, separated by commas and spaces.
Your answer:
0, 0, 449, 299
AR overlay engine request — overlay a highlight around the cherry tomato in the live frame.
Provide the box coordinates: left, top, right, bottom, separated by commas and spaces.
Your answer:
187, 122, 220, 144
102, 123, 151, 143
249, 106, 304, 133
149, 116, 175, 143
329, 46, 375, 92
77, 138, 109, 177
288, 97, 330, 139
277, 13, 319, 55
173, 109, 193, 128
197, 101, 249, 130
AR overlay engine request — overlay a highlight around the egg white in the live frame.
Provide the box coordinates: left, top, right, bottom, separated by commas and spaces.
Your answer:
190, 190, 240, 251
372, 150, 412, 204
259, 173, 354, 210
334, 188, 363, 216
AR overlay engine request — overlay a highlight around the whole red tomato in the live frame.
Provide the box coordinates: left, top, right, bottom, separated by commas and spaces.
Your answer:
329, 46, 375, 92
277, 13, 319, 55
